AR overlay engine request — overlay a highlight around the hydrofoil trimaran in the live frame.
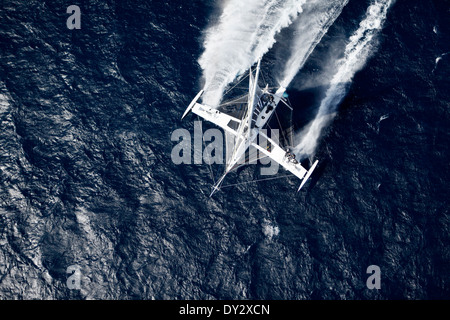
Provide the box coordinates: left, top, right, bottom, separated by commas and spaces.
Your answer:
182, 59, 318, 197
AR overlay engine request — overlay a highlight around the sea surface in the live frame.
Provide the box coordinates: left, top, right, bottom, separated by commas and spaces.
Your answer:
0, 0, 449, 299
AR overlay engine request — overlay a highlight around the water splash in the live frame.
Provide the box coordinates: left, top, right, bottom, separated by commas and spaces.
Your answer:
432, 52, 449, 73
198, 0, 307, 107
277, 0, 349, 88
294, 0, 395, 159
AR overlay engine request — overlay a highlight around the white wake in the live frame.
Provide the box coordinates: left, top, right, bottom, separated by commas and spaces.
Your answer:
199, 0, 307, 107
277, 0, 349, 88
293, 0, 395, 159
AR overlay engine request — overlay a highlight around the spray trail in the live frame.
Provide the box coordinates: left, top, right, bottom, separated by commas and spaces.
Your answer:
278, 0, 349, 88
294, 0, 395, 159
199, 0, 307, 107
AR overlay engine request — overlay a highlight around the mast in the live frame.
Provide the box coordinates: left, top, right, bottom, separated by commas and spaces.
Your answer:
227, 59, 261, 169
245, 58, 261, 140
210, 59, 262, 197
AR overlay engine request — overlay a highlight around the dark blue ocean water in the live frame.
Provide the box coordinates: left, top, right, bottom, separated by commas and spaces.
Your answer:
0, 0, 448, 299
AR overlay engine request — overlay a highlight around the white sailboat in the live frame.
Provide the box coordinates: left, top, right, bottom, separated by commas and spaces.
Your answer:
182, 59, 318, 197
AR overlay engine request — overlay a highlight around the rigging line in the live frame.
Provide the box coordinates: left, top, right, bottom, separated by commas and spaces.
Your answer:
218, 93, 248, 107
220, 174, 295, 188
263, 109, 279, 137
223, 72, 250, 96
289, 124, 294, 147
248, 151, 269, 163
198, 115, 216, 185
220, 87, 248, 99
246, 148, 268, 163
230, 162, 246, 172
275, 110, 288, 147
286, 96, 294, 109
260, 68, 267, 88
286, 97, 295, 147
